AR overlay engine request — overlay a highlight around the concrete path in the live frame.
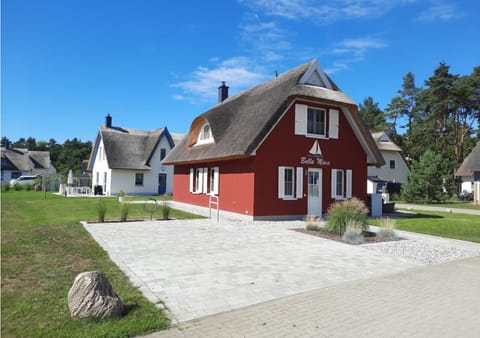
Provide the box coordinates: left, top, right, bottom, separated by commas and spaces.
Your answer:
84, 219, 422, 323
395, 203, 480, 215
145, 256, 480, 337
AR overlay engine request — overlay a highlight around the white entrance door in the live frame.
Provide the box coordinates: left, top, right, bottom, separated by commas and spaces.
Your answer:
307, 168, 322, 216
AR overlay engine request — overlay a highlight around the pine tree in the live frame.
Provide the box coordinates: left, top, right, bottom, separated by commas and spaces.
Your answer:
401, 150, 451, 203
358, 97, 386, 132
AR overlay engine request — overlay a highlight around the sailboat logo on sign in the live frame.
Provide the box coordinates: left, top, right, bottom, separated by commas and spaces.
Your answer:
309, 140, 322, 158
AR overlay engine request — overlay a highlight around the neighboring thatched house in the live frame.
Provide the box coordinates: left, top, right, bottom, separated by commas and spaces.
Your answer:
163, 59, 384, 219
87, 115, 177, 196
367, 131, 409, 193
456, 141, 480, 205
1, 146, 56, 182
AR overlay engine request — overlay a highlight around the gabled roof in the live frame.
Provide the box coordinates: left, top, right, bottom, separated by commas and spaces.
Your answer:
0, 147, 52, 171
371, 132, 402, 152
88, 126, 174, 170
455, 141, 480, 177
164, 59, 384, 166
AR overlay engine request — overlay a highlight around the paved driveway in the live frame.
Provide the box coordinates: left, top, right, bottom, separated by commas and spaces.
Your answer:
84, 219, 422, 323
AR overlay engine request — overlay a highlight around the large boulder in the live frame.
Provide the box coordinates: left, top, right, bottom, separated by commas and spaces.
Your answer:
68, 271, 124, 318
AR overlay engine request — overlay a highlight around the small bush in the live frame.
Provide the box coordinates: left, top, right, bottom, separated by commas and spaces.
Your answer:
119, 202, 129, 222
305, 215, 322, 231
326, 198, 368, 235
25, 183, 33, 191
342, 219, 365, 244
14, 183, 22, 191
377, 217, 396, 238
161, 203, 171, 220
2, 182, 10, 192
96, 198, 107, 222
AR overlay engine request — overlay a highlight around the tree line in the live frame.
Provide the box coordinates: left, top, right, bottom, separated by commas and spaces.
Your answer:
359, 62, 479, 201
1, 136, 92, 175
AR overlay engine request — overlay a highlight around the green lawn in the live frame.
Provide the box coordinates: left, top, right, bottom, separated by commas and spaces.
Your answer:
1, 191, 201, 338
370, 210, 480, 243
394, 201, 480, 210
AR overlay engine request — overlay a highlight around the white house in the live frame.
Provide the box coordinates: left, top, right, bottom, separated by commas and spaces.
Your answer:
87, 115, 178, 196
1, 146, 57, 182
367, 132, 409, 194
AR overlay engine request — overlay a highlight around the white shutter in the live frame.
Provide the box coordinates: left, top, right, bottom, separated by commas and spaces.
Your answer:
212, 167, 219, 195
278, 167, 285, 199
346, 169, 352, 198
296, 167, 303, 199
329, 109, 339, 139
189, 168, 194, 193
331, 169, 337, 199
295, 104, 308, 135
202, 168, 208, 194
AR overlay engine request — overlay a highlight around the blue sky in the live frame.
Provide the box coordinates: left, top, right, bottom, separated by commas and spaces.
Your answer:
2, 0, 479, 143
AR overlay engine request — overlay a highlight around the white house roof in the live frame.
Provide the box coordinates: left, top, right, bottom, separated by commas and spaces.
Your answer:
371, 132, 402, 152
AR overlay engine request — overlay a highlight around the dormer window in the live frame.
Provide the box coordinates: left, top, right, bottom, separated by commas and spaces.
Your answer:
196, 123, 214, 145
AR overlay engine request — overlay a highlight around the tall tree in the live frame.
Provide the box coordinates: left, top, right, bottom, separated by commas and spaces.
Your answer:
401, 150, 452, 203
385, 72, 421, 159
358, 97, 386, 132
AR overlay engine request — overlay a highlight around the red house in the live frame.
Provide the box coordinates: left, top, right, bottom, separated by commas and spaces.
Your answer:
163, 60, 384, 220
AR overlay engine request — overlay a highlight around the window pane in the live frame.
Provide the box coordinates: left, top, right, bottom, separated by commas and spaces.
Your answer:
308, 171, 319, 197
160, 148, 166, 160
284, 168, 293, 196
307, 108, 325, 135
336, 170, 344, 196
135, 173, 143, 186
390, 160, 395, 169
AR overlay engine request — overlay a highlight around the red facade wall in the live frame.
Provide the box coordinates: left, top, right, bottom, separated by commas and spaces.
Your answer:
173, 158, 255, 216
253, 100, 367, 217
173, 99, 368, 218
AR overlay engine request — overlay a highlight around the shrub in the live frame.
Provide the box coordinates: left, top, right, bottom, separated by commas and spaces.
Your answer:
2, 182, 10, 192
96, 198, 107, 222
119, 202, 129, 222
305, 215, 322, 231
341, 219, 365, 244
14, 183, 22, 191
326, 198, 368, 235
161, 200, 170, 220
377, 217, 396, 238
25, 183, 33, 191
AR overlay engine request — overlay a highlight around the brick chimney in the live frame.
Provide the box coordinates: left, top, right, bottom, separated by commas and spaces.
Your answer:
105, 114, 112, 128
218, 81, 229, 103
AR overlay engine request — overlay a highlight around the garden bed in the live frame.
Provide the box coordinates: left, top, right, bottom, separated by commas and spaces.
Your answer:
293, 228, 403, 245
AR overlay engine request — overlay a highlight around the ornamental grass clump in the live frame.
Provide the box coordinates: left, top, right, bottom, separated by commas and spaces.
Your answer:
377, 217, 396, 238
341, 219, 365, 244
96, 198, 107, 222
326, 197, 368, 235
305, 215, 322, 231
161, 198, 171, 220
119, 202, 129, 222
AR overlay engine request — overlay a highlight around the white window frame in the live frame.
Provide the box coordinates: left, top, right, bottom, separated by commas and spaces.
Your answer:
196, 123, 214, 145
295, 104, 339, 139
210, 167, 219, 195
135, 172, 143, 186
278, 166, 303, 200
331, 169, 352, 200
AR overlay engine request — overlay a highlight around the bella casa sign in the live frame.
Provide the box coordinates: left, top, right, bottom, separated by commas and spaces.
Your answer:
300, 156, 330, 166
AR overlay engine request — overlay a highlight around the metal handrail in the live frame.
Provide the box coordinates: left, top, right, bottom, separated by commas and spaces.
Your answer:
208, 195, 219, 222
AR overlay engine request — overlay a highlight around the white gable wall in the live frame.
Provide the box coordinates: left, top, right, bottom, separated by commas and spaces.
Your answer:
368, 150, 409, 183
92, 134, 174, 196
91, 138, 112, 195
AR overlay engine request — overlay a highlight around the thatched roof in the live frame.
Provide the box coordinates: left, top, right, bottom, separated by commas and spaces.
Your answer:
371, 132, 402, 152
164, 59, 383, 166
456, 141, 480, 177
1, 147, 52, 171
88, 126, 174, 170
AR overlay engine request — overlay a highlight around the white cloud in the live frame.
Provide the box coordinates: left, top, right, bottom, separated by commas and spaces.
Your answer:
172, 57, 268, 101
415, 1, 464, 22
322, 36, 387, 73
172, 94, 184, 100
239, 0, 413, 24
